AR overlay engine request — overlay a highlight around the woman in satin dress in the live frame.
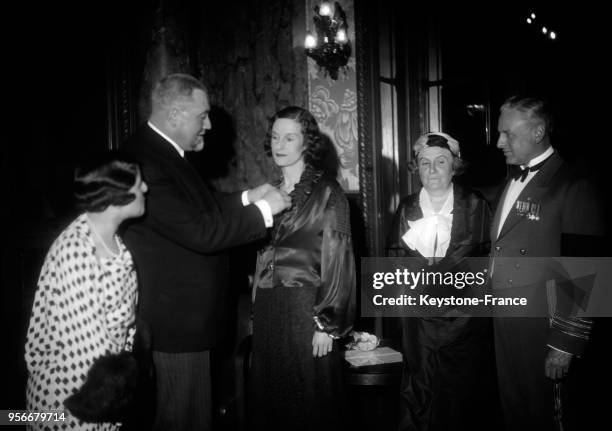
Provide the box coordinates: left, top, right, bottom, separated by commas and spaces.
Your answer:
387, 132, 493, 431
249, 106, 356, 431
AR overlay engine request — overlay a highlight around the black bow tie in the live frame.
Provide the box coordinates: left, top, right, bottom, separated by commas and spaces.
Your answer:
510, 158, 548, 182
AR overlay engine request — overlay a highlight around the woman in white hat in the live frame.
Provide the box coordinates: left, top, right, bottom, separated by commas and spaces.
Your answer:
387, 132, 493, 431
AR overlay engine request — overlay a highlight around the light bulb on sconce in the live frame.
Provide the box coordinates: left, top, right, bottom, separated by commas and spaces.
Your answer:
304, 1, 351, 80
305, 33, 317, 49
319, 2, 332, 17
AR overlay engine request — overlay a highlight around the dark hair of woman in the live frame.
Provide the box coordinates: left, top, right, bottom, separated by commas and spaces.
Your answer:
74, 151, 140, 212
266, 106, 339, 177
424, 134, 453, 152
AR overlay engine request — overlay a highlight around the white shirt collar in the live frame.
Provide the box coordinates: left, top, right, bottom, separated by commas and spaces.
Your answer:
147, 121, 185, 158
523, 146, 554, 169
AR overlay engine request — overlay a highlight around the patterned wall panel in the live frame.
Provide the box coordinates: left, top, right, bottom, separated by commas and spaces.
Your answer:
306, 0, 359, 192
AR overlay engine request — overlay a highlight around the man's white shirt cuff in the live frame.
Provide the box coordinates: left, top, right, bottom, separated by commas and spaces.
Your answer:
253, 200, 273, 227
241, 191, 273, 227
241, 190, 250, 206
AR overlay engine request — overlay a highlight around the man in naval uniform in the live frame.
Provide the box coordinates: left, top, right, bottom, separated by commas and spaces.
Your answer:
490, 96, 604, 430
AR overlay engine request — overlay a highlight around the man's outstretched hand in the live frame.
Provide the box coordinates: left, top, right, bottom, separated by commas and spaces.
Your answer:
247, 183, 276, 203
262, 188, 291, 215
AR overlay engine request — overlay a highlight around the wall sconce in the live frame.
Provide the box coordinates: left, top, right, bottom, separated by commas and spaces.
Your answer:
304, 1, 351, 80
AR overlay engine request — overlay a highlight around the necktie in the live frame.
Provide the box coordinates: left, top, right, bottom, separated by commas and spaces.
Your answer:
510, 157, 548, 182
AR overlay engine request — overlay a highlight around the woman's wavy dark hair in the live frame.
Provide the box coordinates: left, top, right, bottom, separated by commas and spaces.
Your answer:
266, 106, 339, 177
74, 151, 140, 212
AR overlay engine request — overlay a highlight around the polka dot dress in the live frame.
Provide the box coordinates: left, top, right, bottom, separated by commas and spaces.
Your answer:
25, 213, 138, 430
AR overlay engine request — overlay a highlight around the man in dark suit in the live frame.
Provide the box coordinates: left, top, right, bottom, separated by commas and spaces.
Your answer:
123, 73, 290, 430
490, 96, 604, 430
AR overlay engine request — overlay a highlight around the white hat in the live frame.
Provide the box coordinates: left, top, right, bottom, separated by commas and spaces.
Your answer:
413, 132, 461, 158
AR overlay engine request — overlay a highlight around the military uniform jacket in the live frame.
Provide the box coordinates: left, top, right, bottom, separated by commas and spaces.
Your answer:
490, 151, 604, 354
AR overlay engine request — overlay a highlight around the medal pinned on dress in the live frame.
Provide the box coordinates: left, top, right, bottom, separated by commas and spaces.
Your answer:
515, 198, 541, 221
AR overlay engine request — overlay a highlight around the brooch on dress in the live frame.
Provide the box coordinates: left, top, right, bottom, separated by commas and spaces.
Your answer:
515, 198, 541, 221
